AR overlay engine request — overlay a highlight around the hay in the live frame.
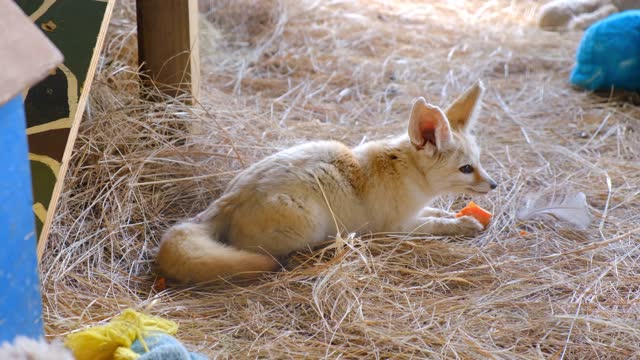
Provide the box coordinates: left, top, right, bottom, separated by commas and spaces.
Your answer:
41, 0, 640, 358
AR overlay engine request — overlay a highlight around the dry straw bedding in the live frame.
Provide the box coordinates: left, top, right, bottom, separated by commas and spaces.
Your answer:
42, 0, 640, 358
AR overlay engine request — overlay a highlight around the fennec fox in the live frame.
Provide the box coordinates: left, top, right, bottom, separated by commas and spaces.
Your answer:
157, 81, 497, 283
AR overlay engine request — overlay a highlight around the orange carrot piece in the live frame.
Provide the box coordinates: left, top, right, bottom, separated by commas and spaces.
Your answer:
456, 201, 492, 228
153, 277, 167, 292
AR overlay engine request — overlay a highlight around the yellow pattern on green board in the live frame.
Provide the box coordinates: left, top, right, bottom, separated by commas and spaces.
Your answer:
29, 0, 56, 22
32, 202, 47, 224
25, 63, 78, 135
27, 117, 72, 135
29, 153, 61, 176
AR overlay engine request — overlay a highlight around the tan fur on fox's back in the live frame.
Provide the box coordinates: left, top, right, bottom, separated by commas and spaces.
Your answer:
157, 81, 498, 284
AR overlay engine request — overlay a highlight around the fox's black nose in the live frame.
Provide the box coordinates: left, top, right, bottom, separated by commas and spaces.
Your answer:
489, 181, 498, 190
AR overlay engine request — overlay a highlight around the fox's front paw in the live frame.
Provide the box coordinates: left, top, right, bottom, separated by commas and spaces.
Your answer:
419, 207, 456, 218
406, 216, 485, 237
454, 216, 484, 236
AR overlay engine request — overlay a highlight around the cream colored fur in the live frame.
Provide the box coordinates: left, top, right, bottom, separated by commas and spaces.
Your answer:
0, 337, 73, 360
156, 81, 497, 284
538, 0, 640, 31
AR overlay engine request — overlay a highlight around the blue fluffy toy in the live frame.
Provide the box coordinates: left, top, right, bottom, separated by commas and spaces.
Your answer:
570, 10, 640, 91
130, 333, 208, 360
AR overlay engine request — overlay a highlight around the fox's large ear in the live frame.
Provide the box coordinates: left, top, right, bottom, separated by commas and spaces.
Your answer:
445, 80, 484, 132
408, 97, 453, 153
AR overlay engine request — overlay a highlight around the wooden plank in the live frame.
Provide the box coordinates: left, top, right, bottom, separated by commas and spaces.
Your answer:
12, 0, 116, 261
136, 0, 200, 102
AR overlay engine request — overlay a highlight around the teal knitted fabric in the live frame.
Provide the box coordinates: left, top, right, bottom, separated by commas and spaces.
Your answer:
130, 333, 208, 360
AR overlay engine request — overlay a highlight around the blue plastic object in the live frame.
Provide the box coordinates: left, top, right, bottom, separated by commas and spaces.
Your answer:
0, 96, 43, 342
570, 10, 640, 91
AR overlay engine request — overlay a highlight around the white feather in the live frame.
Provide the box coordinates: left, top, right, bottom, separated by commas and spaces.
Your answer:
517, 191, 593, 230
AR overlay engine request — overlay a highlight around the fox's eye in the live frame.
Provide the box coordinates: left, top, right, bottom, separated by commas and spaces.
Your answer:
459, 165, 474, 174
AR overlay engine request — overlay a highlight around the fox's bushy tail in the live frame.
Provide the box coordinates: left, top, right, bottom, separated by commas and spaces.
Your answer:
156, 222, 278, 283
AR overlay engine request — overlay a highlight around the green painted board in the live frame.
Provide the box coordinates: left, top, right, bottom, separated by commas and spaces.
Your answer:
16, 0, 115, 258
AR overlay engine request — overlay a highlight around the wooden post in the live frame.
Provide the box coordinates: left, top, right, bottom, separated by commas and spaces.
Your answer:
136, 0, 200, 102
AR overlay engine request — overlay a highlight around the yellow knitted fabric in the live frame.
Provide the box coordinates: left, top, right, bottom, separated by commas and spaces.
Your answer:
65, 309, 178, 360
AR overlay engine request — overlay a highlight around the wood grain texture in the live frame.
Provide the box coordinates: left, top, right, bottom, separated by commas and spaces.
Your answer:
136, 0, 200, 102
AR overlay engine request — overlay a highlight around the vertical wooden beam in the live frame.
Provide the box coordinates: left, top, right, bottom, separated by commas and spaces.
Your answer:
136, 0, 200, 102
